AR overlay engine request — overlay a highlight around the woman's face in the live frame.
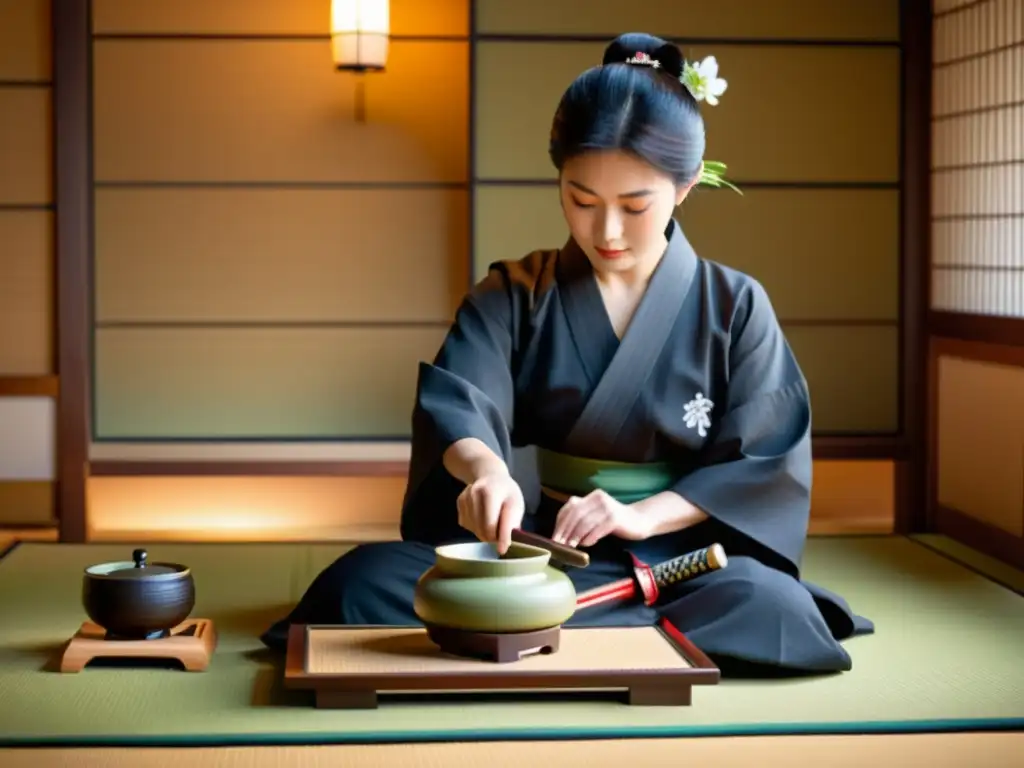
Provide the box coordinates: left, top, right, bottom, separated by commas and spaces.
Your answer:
559, 150, 692, 278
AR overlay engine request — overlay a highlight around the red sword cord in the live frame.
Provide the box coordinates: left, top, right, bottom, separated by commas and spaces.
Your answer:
575, 552, 662, 608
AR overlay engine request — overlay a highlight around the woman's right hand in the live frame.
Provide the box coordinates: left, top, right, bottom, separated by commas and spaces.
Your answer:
457, 470, 526, 555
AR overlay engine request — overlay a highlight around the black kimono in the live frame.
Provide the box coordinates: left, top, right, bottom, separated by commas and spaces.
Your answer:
261, 219, 874, 675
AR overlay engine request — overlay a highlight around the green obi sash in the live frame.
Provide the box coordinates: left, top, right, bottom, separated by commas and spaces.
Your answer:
535, 447, 679, 504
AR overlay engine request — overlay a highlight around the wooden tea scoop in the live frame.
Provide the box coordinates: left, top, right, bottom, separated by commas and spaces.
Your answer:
510, 529, 591, 568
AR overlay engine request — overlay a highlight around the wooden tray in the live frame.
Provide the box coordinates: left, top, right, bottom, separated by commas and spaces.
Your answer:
284, 621, 720, 709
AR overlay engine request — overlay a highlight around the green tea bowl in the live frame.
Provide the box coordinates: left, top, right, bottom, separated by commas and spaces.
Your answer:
413, 541, 577, 633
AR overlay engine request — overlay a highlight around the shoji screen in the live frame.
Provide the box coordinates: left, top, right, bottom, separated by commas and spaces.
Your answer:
931, 0, 1024, 568
82, 0, 905, 539
0, 0, 57, 527
473, 0, 902, 436
88, 0, 469, 444
84, 0, 469, 540
931, 0, 1024, 317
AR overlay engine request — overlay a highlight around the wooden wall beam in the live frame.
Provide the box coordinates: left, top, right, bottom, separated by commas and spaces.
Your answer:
930, 337, 1024, 372
896, 0, 932, 535
935, 506, 1024, 571
930, 312, 1024, 348
52, 0, 93, 543
0, 376, 59, 397
88, 460, 411, 478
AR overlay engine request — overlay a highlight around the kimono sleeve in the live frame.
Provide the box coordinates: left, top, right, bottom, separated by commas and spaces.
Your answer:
400, 267, 519, 543
670, 279, 813, 575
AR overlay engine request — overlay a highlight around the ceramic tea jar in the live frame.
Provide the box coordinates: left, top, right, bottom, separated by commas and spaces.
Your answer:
82, 548, 195, 639
413, 541, 577, 633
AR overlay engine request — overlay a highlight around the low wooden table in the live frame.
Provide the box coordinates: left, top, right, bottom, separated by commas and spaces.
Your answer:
284, 622, 720, 709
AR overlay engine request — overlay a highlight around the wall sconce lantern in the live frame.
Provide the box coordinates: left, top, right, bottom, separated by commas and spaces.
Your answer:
330, 0, 390, 73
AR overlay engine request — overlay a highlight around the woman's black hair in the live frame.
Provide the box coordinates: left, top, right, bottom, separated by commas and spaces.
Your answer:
548, 32, 705, 185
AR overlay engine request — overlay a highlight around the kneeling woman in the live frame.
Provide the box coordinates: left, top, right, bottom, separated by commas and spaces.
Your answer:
261, 32, 873, 676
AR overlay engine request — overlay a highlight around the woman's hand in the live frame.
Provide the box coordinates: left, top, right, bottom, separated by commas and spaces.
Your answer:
551, 490, 651, 548
457, 470, 526, 554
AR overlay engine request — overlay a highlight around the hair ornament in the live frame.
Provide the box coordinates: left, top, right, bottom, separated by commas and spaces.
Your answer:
624, 51, 662, 68
615, 40, 740, 195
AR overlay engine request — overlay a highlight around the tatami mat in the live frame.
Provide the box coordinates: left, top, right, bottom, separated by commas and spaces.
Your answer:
0, 536, 1022, 746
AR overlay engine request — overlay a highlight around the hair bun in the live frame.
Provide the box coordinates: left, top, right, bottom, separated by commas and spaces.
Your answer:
602, 33, 684, 79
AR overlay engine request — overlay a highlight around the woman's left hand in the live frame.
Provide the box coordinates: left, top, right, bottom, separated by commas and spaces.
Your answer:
551, 490, 650, 548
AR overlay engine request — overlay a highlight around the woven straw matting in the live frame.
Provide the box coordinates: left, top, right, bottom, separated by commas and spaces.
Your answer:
304, 626, 691, 675
1, 536, 1022, 746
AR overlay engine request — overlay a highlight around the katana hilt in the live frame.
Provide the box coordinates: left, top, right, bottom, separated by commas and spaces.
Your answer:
650, 543, 728, 588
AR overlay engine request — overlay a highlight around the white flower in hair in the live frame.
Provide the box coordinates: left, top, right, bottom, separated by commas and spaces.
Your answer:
681, 55, 728, 106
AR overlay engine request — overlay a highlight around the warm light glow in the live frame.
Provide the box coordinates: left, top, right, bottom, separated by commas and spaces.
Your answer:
81, 461, 894, 543
85, 475, 409, 543
330, 0, 390, 71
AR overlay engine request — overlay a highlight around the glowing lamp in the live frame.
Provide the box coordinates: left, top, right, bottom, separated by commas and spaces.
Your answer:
330, 0, 389, 72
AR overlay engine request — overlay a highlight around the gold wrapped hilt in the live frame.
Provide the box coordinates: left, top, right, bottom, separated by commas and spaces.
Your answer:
649, 543, 728, 588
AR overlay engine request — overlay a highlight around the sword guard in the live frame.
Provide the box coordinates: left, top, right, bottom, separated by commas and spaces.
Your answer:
629, 553, 659, 606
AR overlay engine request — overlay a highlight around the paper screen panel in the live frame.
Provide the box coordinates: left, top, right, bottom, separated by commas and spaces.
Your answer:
931, 48, 1024, 117
0, 88, 51, 204
92, 39, 468, 183
473, 185, 899, 322
93, 327, 448, 438
680, 189, 899, 321
0, 212, 53, 375
473, 41, 600, 180
930, 1, 1024, 318
94, 188, 467, 324
0, 0, 51, 80
0, 397, 55, 481
785, 326, 899, 434
933, 167, 1024, 217
936, 355, 1024, 537
92, 0, 469, 37
932, 218, 1024, 269
474, 42, 899, 183
932, 0, 1024, 64
931, 104, 1024, 167
472, 185, 567, 278
474, 0, 898, 40
931, 269, 1024, 316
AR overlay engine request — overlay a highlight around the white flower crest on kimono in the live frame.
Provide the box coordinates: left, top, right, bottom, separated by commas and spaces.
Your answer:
683, 392, 714, 438
681, 55, 728, 106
